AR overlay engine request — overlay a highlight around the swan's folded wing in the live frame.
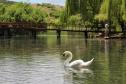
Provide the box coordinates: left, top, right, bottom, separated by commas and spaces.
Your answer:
69, 60, 84, 67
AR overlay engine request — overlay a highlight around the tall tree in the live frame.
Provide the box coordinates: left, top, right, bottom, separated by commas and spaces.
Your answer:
65, 0, 79, 16
95, 0, 124, 22
95, 0, 111, 21
121, 0, 126, 21
79, 0, 87, 21
64, 0, 103, 22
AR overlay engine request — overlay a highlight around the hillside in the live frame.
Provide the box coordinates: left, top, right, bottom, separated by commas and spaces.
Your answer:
32, 3, 64, 23
0, 0, 14, 4
0, 1, 64, 24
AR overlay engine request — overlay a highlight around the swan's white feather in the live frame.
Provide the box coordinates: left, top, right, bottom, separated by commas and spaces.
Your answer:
69, 60, 84, 68
69, 58, 94, 68
81, 58, 94, 67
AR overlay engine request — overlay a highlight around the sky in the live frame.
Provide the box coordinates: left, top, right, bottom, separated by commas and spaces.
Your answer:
8, 0, 65, 6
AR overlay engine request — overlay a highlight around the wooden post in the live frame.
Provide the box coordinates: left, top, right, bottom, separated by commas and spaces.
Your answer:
0, 29, 5, 37
56, 29, 61, 39
84, 27, 88, 38
4, 29, 11, 38
6, 29, 11, 38
31, 29, 37, 39
84, 31, 88, 38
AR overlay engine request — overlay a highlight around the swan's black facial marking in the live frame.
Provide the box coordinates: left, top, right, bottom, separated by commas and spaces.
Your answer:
62, 53, 65, 56
62, 52, 68, 58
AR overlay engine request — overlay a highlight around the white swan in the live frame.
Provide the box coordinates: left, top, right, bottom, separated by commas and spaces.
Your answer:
62, 51, 94, 68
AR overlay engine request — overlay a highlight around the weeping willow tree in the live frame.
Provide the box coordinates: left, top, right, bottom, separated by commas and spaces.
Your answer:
85, 0, 103, 21
121, 0, 126, 21
62, 0, 126, 31
0, 3, 6, 15
61, 0, 103, 26
65, 0, 79, 17
79, 0, 87, 21
95, 0, 110, 21
60, 0, 80, 24
95, 0, 126, 31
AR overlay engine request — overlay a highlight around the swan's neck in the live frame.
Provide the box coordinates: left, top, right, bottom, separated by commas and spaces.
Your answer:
64, 54, 72, 66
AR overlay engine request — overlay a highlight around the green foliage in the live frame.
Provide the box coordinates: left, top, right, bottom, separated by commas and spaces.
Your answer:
0, 3, 6, 15
64, 0, 103, 24
68, 14, 83, 26
84, 21, 92, 28
0, 1, 63, 24
94, 0, 126, 31
121, 0, 126, 21
60, 10, 68, 24
122, 15, 126, 21
79, 0, 87, 21
37, 3, 63, 24
95, 0, 110, 21
95, 14, 108, 21
0, 3, 46, 23
30, 7, 45, 22
64, 0, 126, 31
95, 0, 126, 22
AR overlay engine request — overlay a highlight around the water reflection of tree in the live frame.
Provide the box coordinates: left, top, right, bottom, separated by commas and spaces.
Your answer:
92, 39, 126, 84
109, 40, 126, 84
90, 39, 110, 84
59, 36, 87, 60
121, 40, 126, 84
60, 37, 126, 84
0, 37, 47, 59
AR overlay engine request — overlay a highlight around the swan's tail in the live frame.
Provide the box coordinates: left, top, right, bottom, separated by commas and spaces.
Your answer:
88, 58, 94, 64
82, 58, 94, 67
90, 58, 94, 62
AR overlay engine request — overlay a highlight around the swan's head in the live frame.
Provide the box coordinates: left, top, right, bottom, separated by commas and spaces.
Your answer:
62, 51, 73, 66
62, 51, 72, 57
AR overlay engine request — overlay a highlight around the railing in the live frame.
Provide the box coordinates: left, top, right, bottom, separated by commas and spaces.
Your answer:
47, 24, 105, 32
0, 22, 124, 33
47, 24, 125, 34
0, 22, 47, 30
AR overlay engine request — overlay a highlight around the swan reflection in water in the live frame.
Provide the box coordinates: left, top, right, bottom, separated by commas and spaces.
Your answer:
64, 66, 94, 84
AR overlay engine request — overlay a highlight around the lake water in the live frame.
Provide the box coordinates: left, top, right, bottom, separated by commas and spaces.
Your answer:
0, 32, 126, 84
